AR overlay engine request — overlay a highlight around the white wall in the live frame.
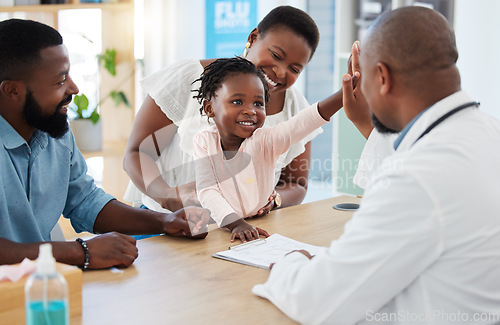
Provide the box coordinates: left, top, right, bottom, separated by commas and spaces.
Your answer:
258, 0, 306, 26
142, 0, 205, 77
454, 0, 500, 119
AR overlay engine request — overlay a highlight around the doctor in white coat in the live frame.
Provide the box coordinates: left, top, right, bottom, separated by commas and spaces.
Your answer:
252, 6, 500, 325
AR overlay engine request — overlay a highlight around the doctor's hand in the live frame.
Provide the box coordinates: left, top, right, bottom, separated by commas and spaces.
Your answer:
347, 40, 361, 82
269, 249, 313, 270
343, 41, 373, 139
287, 249, 314, 259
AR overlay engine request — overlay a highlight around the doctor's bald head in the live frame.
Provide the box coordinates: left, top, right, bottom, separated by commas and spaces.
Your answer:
358, 6, 463, 133
364, 6, 457, 74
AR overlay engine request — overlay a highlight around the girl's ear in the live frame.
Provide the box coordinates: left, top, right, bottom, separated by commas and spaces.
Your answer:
203, 99, 215, 117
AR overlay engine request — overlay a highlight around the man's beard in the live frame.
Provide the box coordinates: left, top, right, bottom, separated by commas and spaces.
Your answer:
371, 113, 399, 134
22, 91, 71, 139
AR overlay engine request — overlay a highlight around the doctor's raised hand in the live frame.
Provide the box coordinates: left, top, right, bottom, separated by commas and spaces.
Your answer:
343, 41, 373, 139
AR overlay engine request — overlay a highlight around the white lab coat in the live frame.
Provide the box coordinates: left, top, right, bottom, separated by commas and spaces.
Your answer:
252, 91, 500, 325
352, 130, 396, 190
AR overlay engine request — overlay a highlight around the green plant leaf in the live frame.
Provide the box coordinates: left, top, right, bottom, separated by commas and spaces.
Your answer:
99, 49, 117, 76
89, 110, 100, 124
73, 94, 89, 118
110, 91, 131, 107
81, 34, 94, 44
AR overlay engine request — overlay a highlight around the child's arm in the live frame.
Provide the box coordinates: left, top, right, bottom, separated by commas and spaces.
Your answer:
193, 132, 269, 242
258, 102, 331, 159
193, 133, 236, 226
317, 88, 344, 121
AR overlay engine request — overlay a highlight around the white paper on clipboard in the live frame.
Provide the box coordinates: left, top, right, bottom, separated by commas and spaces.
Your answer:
212, 234, 324, 269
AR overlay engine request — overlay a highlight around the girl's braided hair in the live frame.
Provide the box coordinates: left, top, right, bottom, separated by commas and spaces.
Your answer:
192, 57, 270, 115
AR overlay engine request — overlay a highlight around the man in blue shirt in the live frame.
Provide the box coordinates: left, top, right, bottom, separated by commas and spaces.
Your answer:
0, 19, 209, 270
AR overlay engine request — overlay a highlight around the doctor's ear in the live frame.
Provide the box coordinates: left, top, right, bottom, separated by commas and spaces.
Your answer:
376, 62, 392, 96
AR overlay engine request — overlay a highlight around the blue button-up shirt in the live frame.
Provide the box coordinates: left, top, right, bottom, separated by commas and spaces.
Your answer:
0, 115, 114, 243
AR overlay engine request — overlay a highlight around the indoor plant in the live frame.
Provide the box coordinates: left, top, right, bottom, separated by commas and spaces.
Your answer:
69, 48, 130, 152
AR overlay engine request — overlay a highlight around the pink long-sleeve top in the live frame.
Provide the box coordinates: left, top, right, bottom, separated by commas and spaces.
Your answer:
193, 103, 327, 226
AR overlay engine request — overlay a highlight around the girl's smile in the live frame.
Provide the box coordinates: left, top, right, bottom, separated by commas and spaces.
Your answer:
203, 72, 267, 151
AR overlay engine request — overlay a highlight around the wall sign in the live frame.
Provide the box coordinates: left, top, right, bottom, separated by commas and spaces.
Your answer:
206, 0, 257, 58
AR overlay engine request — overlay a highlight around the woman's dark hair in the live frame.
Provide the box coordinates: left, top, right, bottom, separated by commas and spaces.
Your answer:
193, 57, 270, 116
0, 19, 63, 83
258, 6, 320, 61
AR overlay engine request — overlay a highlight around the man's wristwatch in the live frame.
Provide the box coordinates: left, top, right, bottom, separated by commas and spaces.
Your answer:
274, 191, 282, 209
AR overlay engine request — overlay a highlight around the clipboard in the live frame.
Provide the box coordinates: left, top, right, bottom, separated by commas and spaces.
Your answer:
212, 234, 324, 269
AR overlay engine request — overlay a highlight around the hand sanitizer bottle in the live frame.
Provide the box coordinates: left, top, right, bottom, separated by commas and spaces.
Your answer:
25, 243, 69, 325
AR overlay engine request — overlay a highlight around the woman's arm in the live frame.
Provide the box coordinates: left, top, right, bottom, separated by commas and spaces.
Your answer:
251, 143, 313, 217
275, 142, 311, 207
123, 95, 199, 211
93, 200, 209, 238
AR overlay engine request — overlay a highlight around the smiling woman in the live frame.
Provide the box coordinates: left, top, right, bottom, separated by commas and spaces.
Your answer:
122, 5, 344, 220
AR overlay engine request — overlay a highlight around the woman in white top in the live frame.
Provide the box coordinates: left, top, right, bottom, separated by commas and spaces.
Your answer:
123, 6, 345, 215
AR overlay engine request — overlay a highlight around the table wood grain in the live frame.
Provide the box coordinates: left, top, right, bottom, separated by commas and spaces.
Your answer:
71, 195, 360, 324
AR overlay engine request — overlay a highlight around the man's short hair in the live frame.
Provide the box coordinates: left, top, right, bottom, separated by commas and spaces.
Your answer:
0, 19, 63, 83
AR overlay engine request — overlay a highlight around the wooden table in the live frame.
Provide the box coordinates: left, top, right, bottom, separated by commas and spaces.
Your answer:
71, 195, 360, 324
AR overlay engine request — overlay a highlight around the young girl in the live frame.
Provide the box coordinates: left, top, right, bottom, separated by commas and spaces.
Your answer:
193, 57, 341, 242
123, 6, 329, 216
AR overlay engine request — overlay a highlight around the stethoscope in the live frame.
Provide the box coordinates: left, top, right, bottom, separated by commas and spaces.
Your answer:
412, 101, 480, 146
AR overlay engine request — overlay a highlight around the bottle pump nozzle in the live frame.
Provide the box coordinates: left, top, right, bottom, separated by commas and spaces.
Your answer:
37, 243, 56, 275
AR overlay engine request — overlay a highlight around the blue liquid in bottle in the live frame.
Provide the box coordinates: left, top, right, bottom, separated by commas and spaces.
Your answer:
26, 300, 68, 325
25, 245, 69, 325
